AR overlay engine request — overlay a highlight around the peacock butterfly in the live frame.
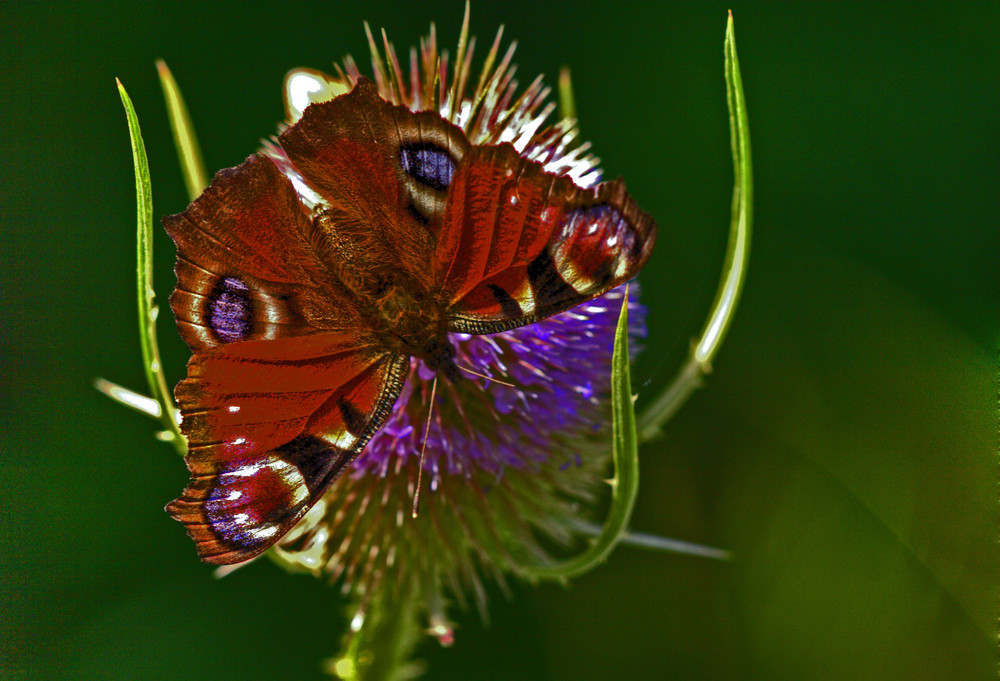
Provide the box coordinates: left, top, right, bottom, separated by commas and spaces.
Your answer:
164, 77, 657, 565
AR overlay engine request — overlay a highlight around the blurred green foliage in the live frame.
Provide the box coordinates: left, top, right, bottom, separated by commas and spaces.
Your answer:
2, 2, 995, 680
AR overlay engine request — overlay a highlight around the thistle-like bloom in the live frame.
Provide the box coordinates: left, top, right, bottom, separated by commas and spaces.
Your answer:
261, 22, 648, 640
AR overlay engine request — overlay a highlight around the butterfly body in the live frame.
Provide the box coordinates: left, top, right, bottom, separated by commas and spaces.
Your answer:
308, 205, 461, 376
164, 78, 656, 564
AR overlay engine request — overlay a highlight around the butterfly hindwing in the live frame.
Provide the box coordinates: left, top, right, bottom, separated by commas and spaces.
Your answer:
167, 338, 408, 564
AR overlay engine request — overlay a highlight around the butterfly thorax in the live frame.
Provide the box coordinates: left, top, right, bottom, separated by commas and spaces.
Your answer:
314, 210, 460, 379
307, 206, 454, 370
366, 291, 461, 381
370, 286, 456, 373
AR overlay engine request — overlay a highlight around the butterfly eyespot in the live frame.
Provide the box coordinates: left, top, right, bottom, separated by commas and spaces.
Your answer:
204, 454, 310, 547
399, 142, 457, 192
247, 525, 280, 540
560, 204, 637, 252
544, 204, 641, 293
207, 276, 252, 343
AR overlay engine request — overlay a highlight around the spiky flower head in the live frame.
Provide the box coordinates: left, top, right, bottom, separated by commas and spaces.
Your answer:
262, 19, 648, 643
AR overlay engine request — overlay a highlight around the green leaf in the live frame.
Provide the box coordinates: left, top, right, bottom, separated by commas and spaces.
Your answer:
711, 10, 753, 366
156, 61, 209, 201
521, 288, 640, 581
117, 79, 184, 453
637, 12, 753, 441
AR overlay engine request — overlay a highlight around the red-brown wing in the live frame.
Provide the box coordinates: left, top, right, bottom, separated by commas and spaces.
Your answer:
278, 78, 471, 284
163, 152, 408, 564
166, 337, 407, 565
278, 77, 656, 335
164, 153, 360, 351
433, 143, 657, 333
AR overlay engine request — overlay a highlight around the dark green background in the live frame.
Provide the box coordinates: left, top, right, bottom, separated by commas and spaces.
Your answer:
3, 2, 995, 679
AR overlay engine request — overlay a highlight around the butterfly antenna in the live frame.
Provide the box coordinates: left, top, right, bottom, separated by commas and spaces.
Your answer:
412, 375, 439, 519
454, 363, 516, 388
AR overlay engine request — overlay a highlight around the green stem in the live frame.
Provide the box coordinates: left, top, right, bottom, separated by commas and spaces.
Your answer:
328, 584, 425, 681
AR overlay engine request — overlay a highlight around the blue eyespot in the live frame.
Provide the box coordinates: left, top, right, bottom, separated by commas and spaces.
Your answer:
208, 276, 252, 343
399, 143, 456, 192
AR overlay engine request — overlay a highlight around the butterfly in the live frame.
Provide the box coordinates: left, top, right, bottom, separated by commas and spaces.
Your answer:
164, 77, 657, 565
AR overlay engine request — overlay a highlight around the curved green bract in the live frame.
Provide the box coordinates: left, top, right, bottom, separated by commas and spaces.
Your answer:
521, 289, 639, 582
710, 11, 753, 367
636, 12, 753, 441
116, 80, 184, 453
157, 60, 209, 201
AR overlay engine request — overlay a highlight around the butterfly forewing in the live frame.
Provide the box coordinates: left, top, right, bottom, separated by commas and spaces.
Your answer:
164, 154, 366, 352
277, 78, 656, 334
278, 79, 471, 285
434, 145, 657, 333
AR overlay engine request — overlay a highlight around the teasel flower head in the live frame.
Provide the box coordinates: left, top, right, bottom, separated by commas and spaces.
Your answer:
260, 18, 649, 646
